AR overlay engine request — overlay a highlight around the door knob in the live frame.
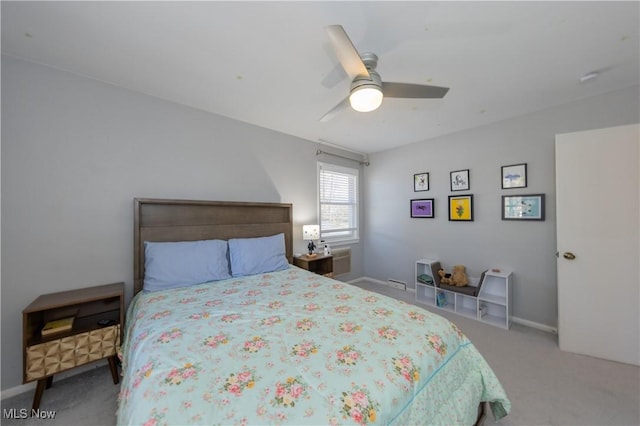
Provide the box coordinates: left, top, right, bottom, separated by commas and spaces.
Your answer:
562, 252, 576, 260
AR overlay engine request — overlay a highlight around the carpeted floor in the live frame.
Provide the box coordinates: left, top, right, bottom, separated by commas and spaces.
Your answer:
1, 365, 118, 426
2, 279, 638, 426
354, 280, 640, 426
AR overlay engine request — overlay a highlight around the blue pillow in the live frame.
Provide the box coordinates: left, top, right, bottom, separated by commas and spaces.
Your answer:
228, 233, 289, 277
143, 239, 231, 292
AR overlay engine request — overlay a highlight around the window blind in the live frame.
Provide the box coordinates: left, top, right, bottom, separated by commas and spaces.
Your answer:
318, 162, 359, 241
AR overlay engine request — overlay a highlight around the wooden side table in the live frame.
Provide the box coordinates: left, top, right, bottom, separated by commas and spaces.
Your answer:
293, 254, 333, 277
22, 282, 124, 410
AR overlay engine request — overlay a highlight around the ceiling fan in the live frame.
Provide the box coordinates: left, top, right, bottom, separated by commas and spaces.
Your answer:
320, 25, 449, 122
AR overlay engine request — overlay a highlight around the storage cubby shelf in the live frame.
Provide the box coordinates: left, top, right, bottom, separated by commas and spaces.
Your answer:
415, 259, 512, 329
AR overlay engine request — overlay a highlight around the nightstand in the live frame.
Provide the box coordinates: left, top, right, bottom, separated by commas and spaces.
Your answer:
22, 282, 124, 410
293, 254, 333, 277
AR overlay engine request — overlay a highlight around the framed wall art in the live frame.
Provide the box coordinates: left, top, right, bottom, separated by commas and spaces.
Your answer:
410, 198, 434, 218
501, 163, 527, 189
502, 194, 545, 221
448, 195, 473, 221
450, 169, 470, 191
414, 172, 429, 192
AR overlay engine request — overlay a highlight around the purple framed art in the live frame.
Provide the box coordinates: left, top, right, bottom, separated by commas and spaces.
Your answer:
411, 198, 434, 218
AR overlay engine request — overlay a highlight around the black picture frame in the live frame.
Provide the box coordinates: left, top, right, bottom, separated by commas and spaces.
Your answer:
501, 163, 527, 189
410, 198, 435, 218
450, 169, 470, 191
414, 172, 429, 192
448, 194, 473, 221
502, 194, 545, 220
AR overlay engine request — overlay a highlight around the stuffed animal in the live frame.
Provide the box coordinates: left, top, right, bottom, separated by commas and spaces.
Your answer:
437, 269, 453, 285
451, 265, 469, 287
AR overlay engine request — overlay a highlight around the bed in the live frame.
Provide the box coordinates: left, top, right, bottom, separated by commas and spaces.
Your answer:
116, 198, 510, 425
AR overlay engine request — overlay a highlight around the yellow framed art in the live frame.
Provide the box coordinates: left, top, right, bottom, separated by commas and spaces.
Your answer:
448, 195, 473, 221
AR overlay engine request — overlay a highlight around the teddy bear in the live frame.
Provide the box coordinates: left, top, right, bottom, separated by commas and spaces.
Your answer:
437, 268, 453, 285
451, 265, 469, 287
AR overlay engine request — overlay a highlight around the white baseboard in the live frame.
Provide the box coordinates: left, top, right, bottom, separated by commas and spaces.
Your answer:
2, 381, 38, 400
349, 276, 383, 285
1, 360, 108, 400
350, 276, 394, 289
512, 316, 558, 334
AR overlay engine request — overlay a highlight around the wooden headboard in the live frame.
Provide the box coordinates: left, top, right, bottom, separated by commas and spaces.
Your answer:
133, 198, 293, 295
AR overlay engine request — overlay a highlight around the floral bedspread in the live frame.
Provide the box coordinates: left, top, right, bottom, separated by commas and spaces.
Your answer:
116, 266, 509, 425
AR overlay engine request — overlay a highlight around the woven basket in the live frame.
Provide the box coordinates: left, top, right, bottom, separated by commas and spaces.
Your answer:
25, 325, 120, 382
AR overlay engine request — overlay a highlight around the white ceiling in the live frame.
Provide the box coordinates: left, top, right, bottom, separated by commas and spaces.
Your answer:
2, 1, 638, 154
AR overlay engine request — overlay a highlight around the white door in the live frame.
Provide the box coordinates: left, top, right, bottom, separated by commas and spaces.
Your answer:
556, 123, 639, 366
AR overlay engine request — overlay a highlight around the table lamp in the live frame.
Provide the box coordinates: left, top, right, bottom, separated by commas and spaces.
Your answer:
302, 224, 320, 256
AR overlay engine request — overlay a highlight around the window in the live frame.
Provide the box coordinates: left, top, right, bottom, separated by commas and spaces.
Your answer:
318, 162, 359, 242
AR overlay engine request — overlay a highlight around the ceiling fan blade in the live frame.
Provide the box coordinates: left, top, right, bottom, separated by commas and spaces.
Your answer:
320, 63, 347, 88
382, 82, 449, 99
320, 97, 350, 122
326, 25, 370, 81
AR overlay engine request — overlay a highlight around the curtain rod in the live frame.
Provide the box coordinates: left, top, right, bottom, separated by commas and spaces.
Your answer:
316, 149, 370, 166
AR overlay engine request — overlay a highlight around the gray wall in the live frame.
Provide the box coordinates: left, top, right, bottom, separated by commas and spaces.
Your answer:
1, 55, 364, 390
362, 86, 640, 328
2, 52, 637, 391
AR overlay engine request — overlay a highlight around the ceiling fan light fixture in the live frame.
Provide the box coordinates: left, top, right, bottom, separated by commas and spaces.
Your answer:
349, 84, 383, 112
321, 25, 449, 121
